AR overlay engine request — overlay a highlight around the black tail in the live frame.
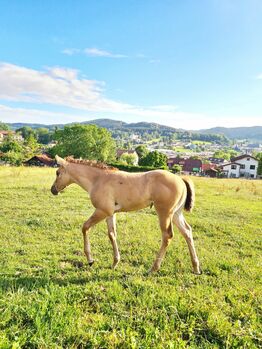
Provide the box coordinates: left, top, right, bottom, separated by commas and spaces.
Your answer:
182, 178, 195, 212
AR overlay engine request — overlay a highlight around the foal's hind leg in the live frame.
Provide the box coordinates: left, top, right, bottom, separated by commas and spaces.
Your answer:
173, 211, 201, 274
150, 210, 173, 273
82, 209, 108, 266
106, 214, 120, 269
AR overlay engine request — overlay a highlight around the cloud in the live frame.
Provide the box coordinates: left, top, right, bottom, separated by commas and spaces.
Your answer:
0, 62, 260, 129
84, 48, 127, 58
62, 48, 81, 56
0, 62, 177, 118
61, 47, 127, 58
256, 73, 262, 80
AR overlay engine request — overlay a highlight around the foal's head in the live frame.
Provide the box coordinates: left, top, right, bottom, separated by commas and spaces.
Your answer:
51, 155, 72, 195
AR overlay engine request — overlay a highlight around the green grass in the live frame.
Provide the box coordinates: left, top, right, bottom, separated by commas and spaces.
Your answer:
0, 167, 261, 348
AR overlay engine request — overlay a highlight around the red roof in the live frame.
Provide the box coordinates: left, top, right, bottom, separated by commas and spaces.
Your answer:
202, 163, 217, 171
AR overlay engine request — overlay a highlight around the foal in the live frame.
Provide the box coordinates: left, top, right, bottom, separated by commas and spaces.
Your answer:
51, 155, 201, 274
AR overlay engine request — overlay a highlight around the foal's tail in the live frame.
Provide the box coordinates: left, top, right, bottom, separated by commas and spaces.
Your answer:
182, 177, 195, 212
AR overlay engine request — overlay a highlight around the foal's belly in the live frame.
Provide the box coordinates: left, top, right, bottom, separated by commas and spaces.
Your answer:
115, 199, 152, 213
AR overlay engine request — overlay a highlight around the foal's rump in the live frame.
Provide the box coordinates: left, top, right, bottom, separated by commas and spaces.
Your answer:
146, 170, 190, 212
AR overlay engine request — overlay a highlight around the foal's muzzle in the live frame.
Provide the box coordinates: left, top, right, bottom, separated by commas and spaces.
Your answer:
51, 184, 59, 195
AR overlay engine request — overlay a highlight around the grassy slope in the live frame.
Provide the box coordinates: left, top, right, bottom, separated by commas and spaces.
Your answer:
0, 167, 261, 348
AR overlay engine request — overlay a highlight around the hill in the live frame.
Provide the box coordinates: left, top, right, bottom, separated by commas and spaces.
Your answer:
198, 126, 262, 141
6, 119, 262, 140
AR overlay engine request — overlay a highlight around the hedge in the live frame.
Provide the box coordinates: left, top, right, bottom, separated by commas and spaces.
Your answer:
107, 163, 167, 172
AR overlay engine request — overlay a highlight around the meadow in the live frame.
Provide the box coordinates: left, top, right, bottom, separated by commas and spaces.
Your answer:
0, 166, 261, 348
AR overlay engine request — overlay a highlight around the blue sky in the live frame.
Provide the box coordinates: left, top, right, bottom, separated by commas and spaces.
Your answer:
0, 0, 261, 129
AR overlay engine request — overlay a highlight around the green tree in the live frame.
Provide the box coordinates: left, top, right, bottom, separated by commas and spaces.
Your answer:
0, 135, 23, 153
36, 128, 52, 144
24, 133, 40, 153
0, 121, 10, 130
135, 145, 149, 159
50, 124, 116, 162
172, 164, 182, 173
255, 152, 262, 175
16, 126, 35, 140
139, 151, 167, 168
119, 153, 138, 165
0, 135, 24, 165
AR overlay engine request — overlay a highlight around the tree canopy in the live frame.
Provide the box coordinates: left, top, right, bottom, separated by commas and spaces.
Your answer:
139, 150, 167, 168
50, 124, 116, 162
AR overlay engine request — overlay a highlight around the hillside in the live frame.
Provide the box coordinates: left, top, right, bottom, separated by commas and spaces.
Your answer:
6, 118, 262, 140
198, 126, 262, 141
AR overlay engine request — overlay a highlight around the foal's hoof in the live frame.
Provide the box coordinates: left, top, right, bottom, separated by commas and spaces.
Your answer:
193, 268, 202, 275
88, 260, 95, 267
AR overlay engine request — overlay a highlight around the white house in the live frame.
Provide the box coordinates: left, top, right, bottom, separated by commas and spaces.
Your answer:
220, 155, 258, 179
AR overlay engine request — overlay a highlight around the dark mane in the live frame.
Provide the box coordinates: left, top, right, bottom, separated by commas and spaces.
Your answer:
65, 157, 118, 171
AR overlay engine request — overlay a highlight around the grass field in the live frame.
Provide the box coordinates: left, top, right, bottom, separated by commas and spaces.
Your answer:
0, 166, 261, 348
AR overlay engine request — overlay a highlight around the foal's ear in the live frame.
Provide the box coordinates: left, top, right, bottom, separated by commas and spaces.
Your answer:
55, 155, 68, 167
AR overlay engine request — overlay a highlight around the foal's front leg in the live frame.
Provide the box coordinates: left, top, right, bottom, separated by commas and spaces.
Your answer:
106, 214, 120, 269
82, 209, 107, 266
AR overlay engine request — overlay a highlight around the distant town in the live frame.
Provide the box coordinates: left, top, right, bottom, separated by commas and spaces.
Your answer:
1, 119, 261, 179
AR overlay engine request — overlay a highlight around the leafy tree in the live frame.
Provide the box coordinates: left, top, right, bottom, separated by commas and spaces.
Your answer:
0, 151, 24, 165
0, 121, 10, 130
0, 135, 23, 153
50, 124, 116, 162
255, 152, 262, 175
0, 135, 24, 165
139, 151, 168, 168
16, 126, 35, 140
24, 134, 40, 152
172, 164, 182, 173
119, 153, 138, 165
36, 128, 53, 144
135, 145, 149, 159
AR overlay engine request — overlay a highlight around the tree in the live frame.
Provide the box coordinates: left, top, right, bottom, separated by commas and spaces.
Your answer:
16, 126, 35, 140
119, 153, 138, 165
50, 124, 116, 162
172, 164, 182, 173
0, 135, 24, 165
36, 128, 53, 144
135, 145, 149, 160
0, 121, 10, 130
139, 151, 167, 168
255, 152, 262, 176
0, 135, 23, 153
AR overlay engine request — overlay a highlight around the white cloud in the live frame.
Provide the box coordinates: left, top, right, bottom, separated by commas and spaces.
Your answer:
0, 62, 178, 117
256, 73, 262, 80
62, 48, 80, 56
84, 48, 127, 58
0, 62, 261, 129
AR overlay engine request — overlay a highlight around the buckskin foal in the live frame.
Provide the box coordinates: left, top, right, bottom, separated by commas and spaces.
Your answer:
51, 155, 201, 274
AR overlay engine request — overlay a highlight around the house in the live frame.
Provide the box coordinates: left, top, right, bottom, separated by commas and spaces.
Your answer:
202, 163, 219, 177
116, 149, 139, 165
24, 154, 55, 167
168, 157, 202, 174
220, 154, 258, 178
0, 130, 23, 143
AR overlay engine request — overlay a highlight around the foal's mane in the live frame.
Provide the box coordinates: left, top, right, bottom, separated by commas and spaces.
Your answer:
65, 156, 118, 171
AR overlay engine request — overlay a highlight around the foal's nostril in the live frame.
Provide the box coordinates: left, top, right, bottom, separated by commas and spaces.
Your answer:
51, 185, 58, 195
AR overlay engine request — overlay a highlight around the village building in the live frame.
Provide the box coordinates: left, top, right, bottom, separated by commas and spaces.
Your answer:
219, 154, 258, 178
0, 130, 23, 143
24, 154, 55, 167
168, 157, 202, 174
201, 163, 219, 178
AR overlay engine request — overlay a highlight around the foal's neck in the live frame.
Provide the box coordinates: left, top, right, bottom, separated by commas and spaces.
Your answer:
68, 164, 100, 192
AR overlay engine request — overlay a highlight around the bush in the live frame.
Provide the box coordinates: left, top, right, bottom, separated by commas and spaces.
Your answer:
108, 163, 166, 172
